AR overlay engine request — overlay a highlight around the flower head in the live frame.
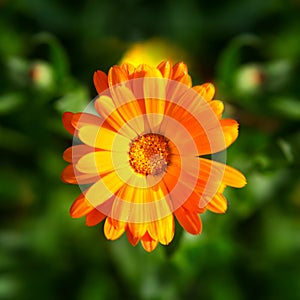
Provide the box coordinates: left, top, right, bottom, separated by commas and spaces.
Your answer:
62, 61, 246, 252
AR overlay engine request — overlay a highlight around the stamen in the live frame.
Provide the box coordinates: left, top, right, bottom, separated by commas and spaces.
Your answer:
129, 134, 169, 176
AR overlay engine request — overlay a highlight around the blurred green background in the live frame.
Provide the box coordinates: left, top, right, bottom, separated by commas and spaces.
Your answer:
1, 0, 300, 299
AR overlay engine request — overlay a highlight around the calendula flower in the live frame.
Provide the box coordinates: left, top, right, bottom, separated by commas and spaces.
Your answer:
62, 61, 246, 252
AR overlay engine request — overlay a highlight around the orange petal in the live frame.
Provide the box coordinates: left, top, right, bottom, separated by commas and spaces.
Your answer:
93, 70, 108, 94
172, 62, 192, 86
70, 193, 94, 218
61, 164, 77, 184
62, 112, 75, 135
163, 101, 216, 156
163, 165, 180, 198
141, 231, 158, 252
61, 164, 100, 184
85, 209, 106, 226
114, 99, 145, 135
126, 228, 139, 246
175, 206, 202, 234
172, 62, 187, 78
157, 61, 173, 78
164, 163, 206, 213
148, 214, 174, 245
180, 189, 203, 212
127, 222, 147, 240
145, 99, 166, 131
193, 162, 226, 201
174, 113, 239, 156
108, 65, 128, 87
72, 112, 104, 131
96, 89, 142, 137
63, 144, 93, 163
120, 63, 135, 79
219, 118, 239, 149
193, 83, 215, 102
167, 86, 220, 129
95, 95, 134, 137
134, 64, 162, 79
206, 193, 228, 213
104, 217, 125, 240
63, 146, 73, 163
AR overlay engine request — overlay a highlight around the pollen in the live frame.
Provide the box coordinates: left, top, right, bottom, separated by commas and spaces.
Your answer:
129, 134, 170, 176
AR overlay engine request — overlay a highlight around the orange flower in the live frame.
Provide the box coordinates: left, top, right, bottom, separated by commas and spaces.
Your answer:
62, 61, 246, 252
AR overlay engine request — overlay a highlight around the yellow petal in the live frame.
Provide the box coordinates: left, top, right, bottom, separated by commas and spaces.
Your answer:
134, 64, 162, 79
222, 164, 247, 188
111, 178, 172, 224
193, 83, 215, 102
113, 184, 151, 223
148, 214, 174, 245
76, 151, 126, 175
209, 100, 224, 118
85, 171, 129, 208
78, 124, 130, 151
104, 217, 125, 240
199, 158, 247, 188
206, 193, 228, 213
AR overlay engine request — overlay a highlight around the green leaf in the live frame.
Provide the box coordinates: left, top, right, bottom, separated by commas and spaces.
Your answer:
270, 97, 300, 120
0, 93, 24, 115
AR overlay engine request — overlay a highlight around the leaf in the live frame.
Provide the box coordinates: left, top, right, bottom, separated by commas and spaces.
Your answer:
270, 97, 300, 120
0, 93, 24, 115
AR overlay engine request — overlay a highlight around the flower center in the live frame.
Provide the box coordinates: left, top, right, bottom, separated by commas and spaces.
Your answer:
129, 134, 169, 176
